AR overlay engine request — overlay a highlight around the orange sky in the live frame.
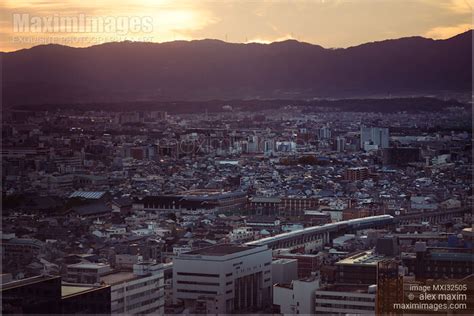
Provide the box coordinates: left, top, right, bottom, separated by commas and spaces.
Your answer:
1, 0, 472, 52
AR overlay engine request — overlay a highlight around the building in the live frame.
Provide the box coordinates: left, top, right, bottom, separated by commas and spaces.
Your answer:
360, 126, 389, 150
273, 275, 320, 315
100, 262, 165, 315
1, 235, 44, 265
245, 216, 280, 230
1, 275, 62, 314
61, 283, 111, 314
281, 197, 319, 217
381, 147, 421, 166
274, 251, 321, 279
319, 125, 331, 140
172, 244, 272, 314
1, 274, 112, 314
248, 196, 281, 216
336, 136, 346, 152
402, 242, 473, 280
344, 167, 369, 181
65, 262, 113, 283
314, 284, 377, 315
248, 196, 318, 217
335, 251, 392, 285
303, 210, 332, 226
134, 190, 247, 214
376, 260, 404, 315
271, 258, 298, 285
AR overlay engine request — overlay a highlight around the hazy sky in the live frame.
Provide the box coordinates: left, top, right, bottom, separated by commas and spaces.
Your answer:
1, 0, 472, 52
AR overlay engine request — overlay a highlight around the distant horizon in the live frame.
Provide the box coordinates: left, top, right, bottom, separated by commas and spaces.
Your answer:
2, 0, 472, 52
2, 29, 472, 54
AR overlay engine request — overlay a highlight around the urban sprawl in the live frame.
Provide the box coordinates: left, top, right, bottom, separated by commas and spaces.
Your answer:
1, 104, 473, 314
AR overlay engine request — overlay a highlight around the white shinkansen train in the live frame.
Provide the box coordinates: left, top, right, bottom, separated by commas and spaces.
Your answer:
245, 215, 394, 249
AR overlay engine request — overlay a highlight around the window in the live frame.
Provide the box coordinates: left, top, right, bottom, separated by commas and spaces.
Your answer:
177, 280, 219, 286
177, 272, 219, 278
177, 289, 218, 295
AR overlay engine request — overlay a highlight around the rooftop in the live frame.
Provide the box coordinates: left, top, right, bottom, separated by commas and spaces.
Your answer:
336, 251, 390, 266
317, 283, 376, 294
100, 271, 137, 285
69, 191, 107, 199
185, 244, 257, 256
272, 258, 297, 264
67, 262, 111, 269
1, 275, 60, 291
61, 285, 94, 297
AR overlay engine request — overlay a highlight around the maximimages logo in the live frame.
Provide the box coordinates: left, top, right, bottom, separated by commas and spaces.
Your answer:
12, 13, 154, 35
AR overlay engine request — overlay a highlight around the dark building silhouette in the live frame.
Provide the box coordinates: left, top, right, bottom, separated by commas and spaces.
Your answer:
1, 275, 62, 314
382, 147, 421, 166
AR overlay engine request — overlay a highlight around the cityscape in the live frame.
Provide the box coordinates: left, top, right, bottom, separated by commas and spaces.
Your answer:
1, 0, 473, 315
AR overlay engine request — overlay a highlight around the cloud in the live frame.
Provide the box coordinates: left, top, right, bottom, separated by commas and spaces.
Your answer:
425, 23, 472, 39
446, 0, 473, 14
1, 0, 473, 51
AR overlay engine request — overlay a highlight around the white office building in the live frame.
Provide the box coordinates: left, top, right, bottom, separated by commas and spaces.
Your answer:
100, 262, 165, 315
360, 126, 389, 150
65, 262, 112, 283
314, 284, 376, 315
172, 244, 272, 314
273, 275, 320, 315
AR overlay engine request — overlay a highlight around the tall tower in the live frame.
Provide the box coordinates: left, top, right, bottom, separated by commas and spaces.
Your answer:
376, 259, 404, 315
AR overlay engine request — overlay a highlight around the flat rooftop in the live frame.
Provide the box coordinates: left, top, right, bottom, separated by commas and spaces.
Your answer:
185, 244, 257, 256
62, 285, 94, 297
100, 271, 137, 285
336, 251, 390, 266
272, 258, 297, 264
1, 275, 60, 291
68, 262, 111, 269
318, 284, 375, 293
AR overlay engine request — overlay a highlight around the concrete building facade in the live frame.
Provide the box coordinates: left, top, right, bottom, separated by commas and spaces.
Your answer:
172, 244, 272, 314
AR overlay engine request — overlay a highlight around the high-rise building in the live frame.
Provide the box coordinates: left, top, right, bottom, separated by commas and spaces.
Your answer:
336, 136, 346, 152
360, 126, 389, 150
319, 125, 332, 139
172, 244, 272, 314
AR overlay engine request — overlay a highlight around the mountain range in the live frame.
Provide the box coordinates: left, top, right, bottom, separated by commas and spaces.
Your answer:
2, 30, 472, 106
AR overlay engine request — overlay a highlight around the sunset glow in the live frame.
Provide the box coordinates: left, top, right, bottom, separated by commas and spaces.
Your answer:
1, 0, 472, 51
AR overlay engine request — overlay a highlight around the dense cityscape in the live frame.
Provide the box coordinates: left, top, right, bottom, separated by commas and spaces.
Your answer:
1, 102, 472, 314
